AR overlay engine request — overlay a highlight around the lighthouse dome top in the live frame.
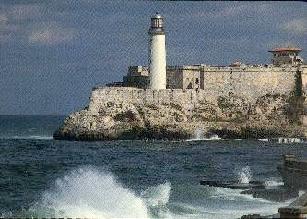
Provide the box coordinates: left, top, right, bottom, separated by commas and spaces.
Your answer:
152, 12, 163, 19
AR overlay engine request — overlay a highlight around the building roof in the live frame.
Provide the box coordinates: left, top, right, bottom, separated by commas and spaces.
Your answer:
268, 47, 302, 52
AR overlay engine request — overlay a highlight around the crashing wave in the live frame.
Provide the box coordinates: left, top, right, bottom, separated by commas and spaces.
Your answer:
238, 166, 252, 184
9, 166, 295, 219
29, 167, 150, 218
27, 167, 173, 219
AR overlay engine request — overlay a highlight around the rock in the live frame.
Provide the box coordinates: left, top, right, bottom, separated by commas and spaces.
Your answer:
53, 87, 305, 141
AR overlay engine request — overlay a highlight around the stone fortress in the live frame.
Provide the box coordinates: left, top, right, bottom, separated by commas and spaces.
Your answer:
122, 49, 304, 92
54, 13, 307, 141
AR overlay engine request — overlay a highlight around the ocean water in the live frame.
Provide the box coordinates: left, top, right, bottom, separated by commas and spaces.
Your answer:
0, 115, 306, 218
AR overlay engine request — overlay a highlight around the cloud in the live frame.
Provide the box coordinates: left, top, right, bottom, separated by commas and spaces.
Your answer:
0, 4, 42, 43
6, 4, 42, 21
0, 13, 19, 43
28, 23, 77, 45
281, 18, 307, 34
0, 3, 78, 45
190, 2, 272, 20
215, 4, 251, 18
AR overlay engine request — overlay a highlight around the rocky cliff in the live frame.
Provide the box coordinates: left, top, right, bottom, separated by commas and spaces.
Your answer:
54, 87, 305, 141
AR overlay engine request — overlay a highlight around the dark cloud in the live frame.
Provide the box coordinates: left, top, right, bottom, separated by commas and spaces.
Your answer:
0, 1, 306, 114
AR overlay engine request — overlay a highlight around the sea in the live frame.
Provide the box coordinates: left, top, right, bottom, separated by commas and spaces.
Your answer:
0, 115, 306, 219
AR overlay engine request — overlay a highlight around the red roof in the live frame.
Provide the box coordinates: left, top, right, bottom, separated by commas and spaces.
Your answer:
268, 47, 302, 52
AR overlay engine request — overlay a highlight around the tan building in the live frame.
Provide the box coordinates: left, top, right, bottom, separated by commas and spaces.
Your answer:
122, 66, 149, 88
122, 65, 204, 89
166, 65, 203, 90
268, 47, 303, 66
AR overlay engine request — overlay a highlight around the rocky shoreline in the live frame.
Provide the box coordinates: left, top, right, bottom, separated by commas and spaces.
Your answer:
53, 87, 305, 141
53, 113, 304, 141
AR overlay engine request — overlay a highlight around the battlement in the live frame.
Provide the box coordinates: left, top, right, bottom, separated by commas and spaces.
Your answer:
127, 64, 299, 74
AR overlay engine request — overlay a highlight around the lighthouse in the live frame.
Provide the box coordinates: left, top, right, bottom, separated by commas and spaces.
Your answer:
148, 13, 166, 90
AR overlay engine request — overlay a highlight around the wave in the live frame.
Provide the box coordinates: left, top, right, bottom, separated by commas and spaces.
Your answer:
141, 182, 172, 218
277, 137, 304, 144
209, 186, 275, 203
207, 185, 296, 219
173, 185, 293, 219
0, 135, 53, 140
238, 166, 252, 184
25, 166, 174, 219
258, 138, 306, 143
187, 128, 222, 142
187, 134, 222, 142
141, 182, 171, 207
264, 179, 284, 188
7, 166, 293, 219
28, 167, 150, 218
258, 138, 269, 142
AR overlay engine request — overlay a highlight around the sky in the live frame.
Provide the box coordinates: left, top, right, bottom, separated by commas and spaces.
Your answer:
0, 1, 307, 115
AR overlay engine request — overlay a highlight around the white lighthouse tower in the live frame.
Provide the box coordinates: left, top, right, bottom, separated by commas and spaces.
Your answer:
148, 13, 166, 90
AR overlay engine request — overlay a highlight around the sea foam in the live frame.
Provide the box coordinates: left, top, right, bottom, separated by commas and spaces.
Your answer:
238, 166, 252, 184
29, 167, 151, 218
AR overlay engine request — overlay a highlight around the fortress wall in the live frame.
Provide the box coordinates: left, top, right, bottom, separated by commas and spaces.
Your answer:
203, 68, 297, 100
88, 68, 297, 113
89, 87, 210, 113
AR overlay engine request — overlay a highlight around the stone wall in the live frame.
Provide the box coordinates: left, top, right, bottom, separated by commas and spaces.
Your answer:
93, 67, 297, 111
89, 87, 208, 114
123, 65, 299, 96
202, 67, 297, 100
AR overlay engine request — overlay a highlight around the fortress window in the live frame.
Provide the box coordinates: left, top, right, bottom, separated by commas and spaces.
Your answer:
187, 82, 193, 89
